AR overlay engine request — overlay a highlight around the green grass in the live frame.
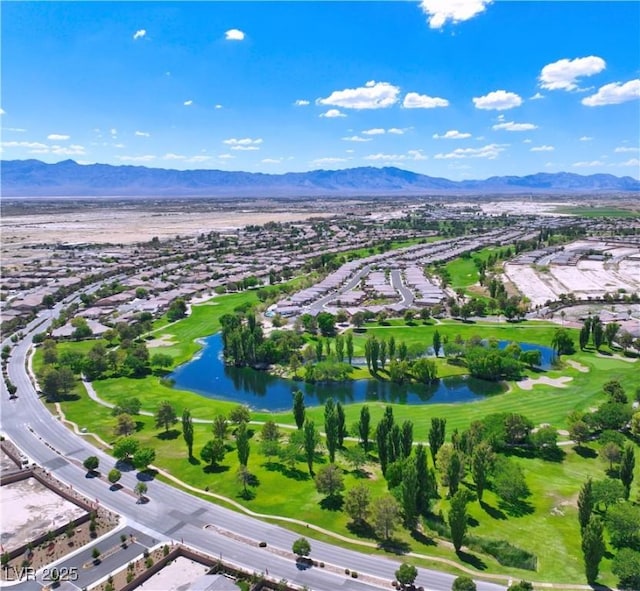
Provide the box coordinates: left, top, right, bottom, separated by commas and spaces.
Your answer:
554, 205, 639, 219
442, 246, 502, 290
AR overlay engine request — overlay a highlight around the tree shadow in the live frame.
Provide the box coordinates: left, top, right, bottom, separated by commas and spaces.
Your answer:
262, 461, 310, 481
188, 456, 201, 466
410, 529, 437, 548
480, 501, 507, 520
203, 464, 230, 474
135, 421, 145, 433
319, 494, 344, 511
348, 468, 370, 479
457, 550, 487, 570
137, 469, 158, 482
574, 445, 597, 459
379, 538, 410, 555
156, 429, 180, 441
498, 498, 535, 517
238, 489, 256, 501
115, 460, 134, 472
467, 515, 480, 528
295, 557, 312, 571
539, 447, 566, 463
347, 520, 376, 540
109, 483, 122, 492
247, 473, 260, 487
85, 470, 99, 479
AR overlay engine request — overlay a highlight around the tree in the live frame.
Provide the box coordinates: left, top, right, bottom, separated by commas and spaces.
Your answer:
579, 326, 590, 351
569, 420, 591, 447
229, 404, 251, 425
612, 548, 640, 590
336, 401, 347, 448
412, 358, 437, 383
578, 478, 594, 531
593, 478, 625, 510
182, 409, 194, 458
344, 484, 371, 524
235, 423, 250, 467
471, 443, 495, 502
133, 448, 156, 470
582, 515, 605, 583
292, 390, 305, 430
237, 465, 252, 496
303, 420, 320, 475
531, 426, 559, 457
605, 322, 621, 348
107, 469, 122, 486
401, 456, 419, 528
504, 413, 533, 445
551, 328, 575, 356
167, 298, 187, 322
358, 405, 371, 452
452, 577, 477, 591
261, 420, 279, 442
447, 449, 463, 497
371, 494, 401, 540
155, 400, 177, 432
448, 490, 470, 552
315, 464, 345, 498
433, 329, 442, 357
343, 445, 367, 473
620, 445, 636, 500
200, 439, 225, 467
593, 320, 604, 350
346, 332, 354, 364
520, 349, 541, 369
633, 412, 640, 438
493, 458, 529, 505
607, 501, 640, 549
150, 353, 173, 369
113, 437, 140, 462
317, 312, 336, 337
134, 481, 148, 502
593, 402, 632, 431
324, 398, 338, 463
112, 397, 142, 416
83, 456, 99, 473
212, 415, 228, 441
395, 563, 418, 588
604, 380, 628, 404
507, 582, 533, 591
415, 444, 434, 515
400, 420, 413, 459
428, 417, 446, 466
600, 441, 622, 470
292, 537, 311, 559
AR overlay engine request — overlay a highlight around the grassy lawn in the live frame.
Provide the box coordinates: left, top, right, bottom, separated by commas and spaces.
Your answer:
442, 246, 503, 290
553, 205, 639, 218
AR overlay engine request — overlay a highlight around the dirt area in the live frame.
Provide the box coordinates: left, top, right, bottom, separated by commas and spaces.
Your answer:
0, 209, 331, 247
0, 450, 19, 474
0, 477, 86, 551
517, 376, 573, 391
134, 556, 212, 591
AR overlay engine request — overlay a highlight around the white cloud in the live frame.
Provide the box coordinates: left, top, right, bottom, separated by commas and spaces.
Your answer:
582, 79, 640, 106
579, 136, 593, 142
294, 99, 310, 106
187, 155, 212, 163
225, 29, 245, 41
184, 100, 193, 106
110, 128, 117, 137
419, 0, 493, 29
135, 131, 150, 137
318, 81, 400, 110
614, 146, 639, 153
473, 90, 522, 111
530, 145, 554, 152
133, 29, 146, 40
261, 158, 283, 164
113, 143, 125, 149
362, 128, 386, 135
0, 108, 5, 115
117, 155, 156, 162
387, 127, 410, 135
223, 138, 263, 151
619, 158, 640, 167
319, 109, 346, 118
342, 136, 372, 142
2, 127, 27, 132
539, 56, 606, 91
433, 130, 471, 140
218, 154, 235, 160
434, 143, 507, 160
523, 139, 532, 144
163, 153, 186, 160
492, 121, 537, 132
1, 141, 48, 149
530, 92, 545, 100
364, 150, 427, 162
407, 149, 428, 160
47, 133, 70, 141
572, 160, 604, 168
403, 92, 449, 109
311, 157, 349, 166
214, 104, 223, 109
50, 144, 85, 155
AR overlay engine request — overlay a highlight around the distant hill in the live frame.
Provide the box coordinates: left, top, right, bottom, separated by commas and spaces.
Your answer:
1, 159, 639, 197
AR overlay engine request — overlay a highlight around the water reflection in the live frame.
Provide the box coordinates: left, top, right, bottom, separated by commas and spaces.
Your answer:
171, 333, 510, 411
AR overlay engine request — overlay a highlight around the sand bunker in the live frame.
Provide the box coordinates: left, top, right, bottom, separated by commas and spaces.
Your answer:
135, 556, 211, 591
566, 360, 589, 373
518, 376, 573, 391
147, 334, 177, 348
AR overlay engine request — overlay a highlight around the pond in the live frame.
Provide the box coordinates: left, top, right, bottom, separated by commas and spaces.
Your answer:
170, 333, 512, 411
497, 340, 557, 370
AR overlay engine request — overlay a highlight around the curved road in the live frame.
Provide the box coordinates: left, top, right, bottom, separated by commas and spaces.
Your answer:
1, 299, 505, 591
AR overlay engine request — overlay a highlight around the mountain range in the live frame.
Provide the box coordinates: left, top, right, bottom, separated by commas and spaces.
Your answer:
2, 159, 639, 197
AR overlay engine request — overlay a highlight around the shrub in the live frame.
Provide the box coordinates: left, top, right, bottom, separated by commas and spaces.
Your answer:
259, 541, 267, 548
145, 557, 154, 568
466, 537, 537, 570
351, 571, 358, 578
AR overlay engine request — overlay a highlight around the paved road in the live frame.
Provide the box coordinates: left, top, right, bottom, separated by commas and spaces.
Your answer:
390, 269, 414, 307
1, 298, 506, 591
306, 265, 371, 315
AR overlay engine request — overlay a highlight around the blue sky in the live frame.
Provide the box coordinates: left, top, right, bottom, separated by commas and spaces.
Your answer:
1, 1, 639, 179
